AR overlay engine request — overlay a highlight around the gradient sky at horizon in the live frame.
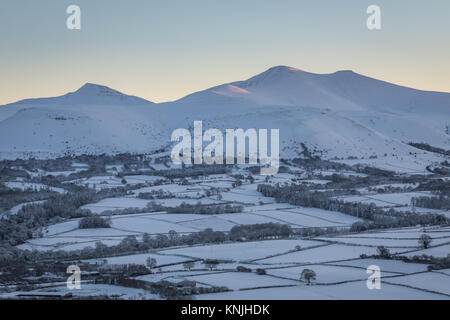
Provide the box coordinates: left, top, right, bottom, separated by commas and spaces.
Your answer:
1, 0, 449, 105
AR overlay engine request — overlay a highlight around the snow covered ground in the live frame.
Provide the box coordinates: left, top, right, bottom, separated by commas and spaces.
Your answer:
162, 239, 323, 262
335, 192, 434, 207
196, 281, 448, 300
4, 156, 449, 300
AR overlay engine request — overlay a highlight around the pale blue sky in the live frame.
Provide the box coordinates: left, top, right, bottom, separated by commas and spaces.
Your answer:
1, 0, 449, 104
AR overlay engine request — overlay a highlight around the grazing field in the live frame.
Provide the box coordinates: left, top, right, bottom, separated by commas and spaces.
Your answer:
386, 272, 450, 296
185, 272, 298, 290
317, 235, 450, 248
110, 215, 198, 234
401, 244, 450, 258
329, 258, 429, 274
259, 244, 379, 264
266, 264, 399, 283
336, 192, 434, 207
163, 239, 323, 262
2, 156, 449, 300
196, 281, 448, 300
86, 252, 192, 266
81, 197, 152, 213
17, 237, 123, 251
250, 208, 360, 228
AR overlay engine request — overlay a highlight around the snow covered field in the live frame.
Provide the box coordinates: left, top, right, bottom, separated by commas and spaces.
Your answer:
196, 281, 448, 300
258, 244, 379, 264
336, 192, 434, 207
163, 239, 323, 262
185, 271, 298, 290
85, 252, 191, 266
3, 159, 449, 300
266, 264, 399, 283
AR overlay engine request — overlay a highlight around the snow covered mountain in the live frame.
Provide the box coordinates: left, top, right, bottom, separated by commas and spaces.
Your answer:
0, 66, 449, 162
0, 83, 167, 158
177, 66, 450, 114
165, 66, 450, 160
16, 83, 151, 107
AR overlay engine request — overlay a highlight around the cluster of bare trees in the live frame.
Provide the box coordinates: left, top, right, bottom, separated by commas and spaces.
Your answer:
412, 195, 450, 210
167, 202, 243, 214
79, 215, 111, 229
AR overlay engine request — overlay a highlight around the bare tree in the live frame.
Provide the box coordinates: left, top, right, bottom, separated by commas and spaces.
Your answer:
146, 257, 157, 269
419, 234, 432, 249
183, 261, 195, 271
203, 260, 219, 271
300, 269, 316, 285
377, 245, 391, 258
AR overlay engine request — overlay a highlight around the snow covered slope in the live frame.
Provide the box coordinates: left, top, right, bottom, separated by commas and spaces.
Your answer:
0, 84, 169, 158
0, 83, 153, 122
165, 66, 450, 159
0, 67, 449, 161
177, 66, 450, 114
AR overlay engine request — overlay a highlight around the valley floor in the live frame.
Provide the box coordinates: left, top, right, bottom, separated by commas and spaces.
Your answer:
0, 154, 449, 300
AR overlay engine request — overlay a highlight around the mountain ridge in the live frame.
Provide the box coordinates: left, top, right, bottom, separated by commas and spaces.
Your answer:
175, 65, 450, 114
0, 66, 448, 164
9, 82, 153, 107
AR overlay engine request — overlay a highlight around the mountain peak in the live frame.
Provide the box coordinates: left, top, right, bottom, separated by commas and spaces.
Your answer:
334, 69, 354, 74
67, 83, 153, 105
10, 83, 153, 106
265, 65, 304, 73
257, 65, 307, 77
237, 65, 309, 89
74, 83, 124, 97
260, 66, 362, 77
183, 65, 405, 111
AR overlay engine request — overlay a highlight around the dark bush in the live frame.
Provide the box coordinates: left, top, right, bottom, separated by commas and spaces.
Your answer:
236, 266, 252, 272
79, 216, 111, 229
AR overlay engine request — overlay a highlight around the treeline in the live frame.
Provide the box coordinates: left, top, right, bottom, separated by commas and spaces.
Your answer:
291, 158, 354, 171
138, 190, 175, 200
122, 165, 230, 179
257, 184, 449, 230
0, 185, 57, 212
409, 142, 450, 156
166, 202, 243, 214
0, 167, 30, 181
90, 200, 242, 216
412, 195, 450, 210
229, 223, 291, 241
79, 216, 111, 229
348, 211, 447, 232
112, 277, 229, 299
363, 251, 450, 271
98, 263, 149, 276
0, 187, 128, 245
0, 223, 294, 267
415, 179, 450, 193
3, 158, 74, 173
0, 153, 150, 172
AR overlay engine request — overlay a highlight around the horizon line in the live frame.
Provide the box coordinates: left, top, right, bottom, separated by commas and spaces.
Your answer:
2, 65, 450, 106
